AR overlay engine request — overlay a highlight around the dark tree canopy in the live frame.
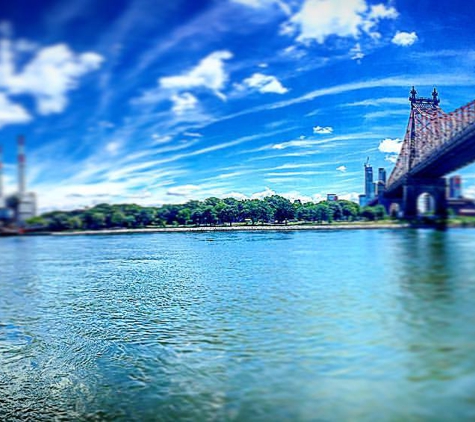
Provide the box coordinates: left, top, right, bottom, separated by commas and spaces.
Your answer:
27, 196, 388, 232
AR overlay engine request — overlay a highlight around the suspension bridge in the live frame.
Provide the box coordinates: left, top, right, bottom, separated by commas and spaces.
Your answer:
382, 87, 475, 218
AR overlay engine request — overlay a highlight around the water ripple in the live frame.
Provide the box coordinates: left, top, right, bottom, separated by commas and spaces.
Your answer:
1, 230, 475, 420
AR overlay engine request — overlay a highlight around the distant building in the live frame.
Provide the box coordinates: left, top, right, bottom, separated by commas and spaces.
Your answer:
359, 194, 367, 207
449, 175, 462, 199
374, 167, 386, 198
360, 160, 387, 205
327, 194, 338, 201
448, 197, 475, 216
378, 168, 386, 184
365, 162, 374, 201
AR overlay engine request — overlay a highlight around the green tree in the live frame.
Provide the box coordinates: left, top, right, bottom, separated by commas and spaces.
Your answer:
176, 208, 191, 225
68, 216, 83, 230
110, 211, 127, 227
48, 212, 73, 231
217, 203, 238, 226
265, 195, 294, 223
191, 208, 203, 226
202, 206, 217, 226
361, 206, 376, 221
340, 200, 360, 221
374, 205, 387, 220
296, 203, 317, 222
25, 216, 49, 230
315, 203, 331, 223
243, 200, 260, 225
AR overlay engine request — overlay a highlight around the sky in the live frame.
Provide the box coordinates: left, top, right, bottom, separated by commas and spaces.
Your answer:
1, 0, 475, 212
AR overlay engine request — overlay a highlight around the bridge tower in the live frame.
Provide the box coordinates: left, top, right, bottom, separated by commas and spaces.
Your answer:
402, 87, 447, 218
385, 87, 475, 221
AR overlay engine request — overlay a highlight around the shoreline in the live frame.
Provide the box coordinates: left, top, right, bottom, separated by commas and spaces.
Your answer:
49, 222, 410, 236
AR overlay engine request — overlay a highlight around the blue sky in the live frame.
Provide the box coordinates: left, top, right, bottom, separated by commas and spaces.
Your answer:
1, 0, 475, 211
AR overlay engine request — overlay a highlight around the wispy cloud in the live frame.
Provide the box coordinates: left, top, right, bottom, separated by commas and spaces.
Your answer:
0, 92, 31, 128
171, 92, 199, 115
160, 50, 233, 100
343, 97, 408, 107
313, 125, 333, 134
236, 72, 288, 94
364, 109, 408, 120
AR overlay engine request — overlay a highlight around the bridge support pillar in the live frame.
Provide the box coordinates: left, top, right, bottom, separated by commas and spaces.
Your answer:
403, 177, 447, 219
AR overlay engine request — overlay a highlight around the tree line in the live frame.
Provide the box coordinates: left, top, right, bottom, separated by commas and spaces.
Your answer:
26, 195, 387, 231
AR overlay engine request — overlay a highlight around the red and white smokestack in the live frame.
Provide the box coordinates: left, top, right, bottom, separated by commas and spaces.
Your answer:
18, 135, 26, 197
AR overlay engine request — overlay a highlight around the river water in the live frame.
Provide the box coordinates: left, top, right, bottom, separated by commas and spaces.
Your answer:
1, 229, 475, 421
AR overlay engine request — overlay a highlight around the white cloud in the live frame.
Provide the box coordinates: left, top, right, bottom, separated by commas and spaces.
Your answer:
232, 0, 269, 6
283, 0, 398, 44
183, 131, 202, 138
350, 43, 364, 62
378, 137, 402, 153
160, 50, 232, 99
380, 137, 402, 165
337, 165, 347, 172
231, 0, 292, 15
251, 186, 276, 199
240, 73, 288, 94
170, 92, 199, 115
0, 93, 32, 128
392, 31, 418, 47
338, 192, 360, 202
105, 141, 121, 155
0, 40, 103, 114
267, 133, 368, 152
281, 45, 306, 59
368, 4, 398, 20
364, 109, 407, 119
385, 154, 398, 163
313, 125, 333, 134
271, 138, 328, 150
226, 191, 248, 200
344, 97, 407, 107
167, 184, 200, 197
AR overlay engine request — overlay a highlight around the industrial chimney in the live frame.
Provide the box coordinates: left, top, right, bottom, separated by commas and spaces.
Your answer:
18, 135, 26, 197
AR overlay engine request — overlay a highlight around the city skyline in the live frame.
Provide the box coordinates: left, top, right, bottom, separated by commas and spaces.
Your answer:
1, 0, 475, 212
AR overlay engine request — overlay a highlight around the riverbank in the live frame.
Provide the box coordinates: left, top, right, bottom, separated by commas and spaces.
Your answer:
50, 222, 409, 236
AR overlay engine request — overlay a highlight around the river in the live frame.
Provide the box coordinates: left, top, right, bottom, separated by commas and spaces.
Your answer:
1, 229, 475, 421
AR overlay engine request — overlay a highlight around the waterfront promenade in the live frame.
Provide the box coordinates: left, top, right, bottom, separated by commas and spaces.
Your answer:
50, 222, 408, 235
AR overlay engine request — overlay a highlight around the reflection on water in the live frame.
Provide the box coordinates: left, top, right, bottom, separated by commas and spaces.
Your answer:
1, 230, 475, 421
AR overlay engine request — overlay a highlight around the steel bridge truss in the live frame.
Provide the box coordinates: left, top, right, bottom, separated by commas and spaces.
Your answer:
387, 88, 475, 190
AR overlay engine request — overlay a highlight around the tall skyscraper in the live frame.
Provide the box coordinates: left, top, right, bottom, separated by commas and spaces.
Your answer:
378, 168, 386, 184
449, 175, 462, 198
374, 167, 387, 197
365, 162, 374, 201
